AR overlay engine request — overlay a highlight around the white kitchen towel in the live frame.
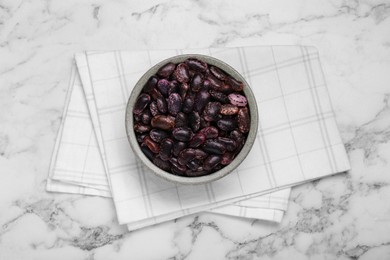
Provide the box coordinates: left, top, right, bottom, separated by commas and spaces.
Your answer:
47, 62, 290, 223
48, 46, 350, 231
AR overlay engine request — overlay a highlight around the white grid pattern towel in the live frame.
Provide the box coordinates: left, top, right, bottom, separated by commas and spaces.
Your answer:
47, 46, 350, 231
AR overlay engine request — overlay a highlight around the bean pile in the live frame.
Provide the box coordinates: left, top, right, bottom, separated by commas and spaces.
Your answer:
133, 58, 250, 177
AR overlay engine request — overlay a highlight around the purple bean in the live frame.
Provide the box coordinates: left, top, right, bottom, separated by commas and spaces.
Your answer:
204, 155, 222, 171
210, 66, 227, 81
143, 136, 160, 154
173, 141, 187, 157
141, 143, 154, 161
188, 111, 200, 132
178, 148, 197, 165
172, 127, 193, 142
203, 102, 221, 122
203, 139, 226, 155
149, 129, 169, 143
141, 109, 152, 125
228, 93, 247, 107
189, 133, 206, 148
159, 138, 173, 161
185, 58, 208, 73
149, 101, 160, 117
182, 95, 195, 113
217, 137, 236, 152
226, 76, 244, 91
200, 126, 219, 139
209, 90, 229, 103
157, 79, 170, 97
238, 107, 250, 133
143, 76, 158, 93
174, 63, 190, 83
134, 123, 151, 133
179, 82, 189, 100
220, 104, 239, 115
190, 73, 203, 92
151, 115, 175, 130
217, 118, 237, 131
175, 112, 188, 128
153, 157, 171, 171
168, 93, 182, 116
157, 62, 176, 78
194, 90, 210, 113
133, 93, 151, 115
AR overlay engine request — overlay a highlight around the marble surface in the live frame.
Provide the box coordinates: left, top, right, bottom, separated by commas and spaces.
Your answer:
1, 0, 390, 259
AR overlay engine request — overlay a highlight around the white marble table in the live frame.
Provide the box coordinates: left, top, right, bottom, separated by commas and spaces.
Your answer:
1, 1, 390, 259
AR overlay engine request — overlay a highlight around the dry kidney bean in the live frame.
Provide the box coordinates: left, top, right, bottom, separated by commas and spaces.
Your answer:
172, 127, 193, 142
143, 76, 158, 93
221, 152, 234, 165
207, 74, 223, 90
136, 133, 147, 143
217, 137, 236, 151
157, 79, 170, 97
169, 157, 187, 175
149, 101, 160, 117
175, 112, 188, 127
200, 117, 210, 128
151, 115, 175, 130
174, 63, 190, 83
203, 139, 226, 155
157, 62, 176, 78
168, 80, 179, 95
134, 93, 151, 115
202, 79, 210, 91
159, 138, 173, 161
203, 102, 221, 122
156, 95, 167, 113
143, 136, 160, 154
134, 123, 151, 133
182, 95, 195, 113
134, 57, 251, 177
217, 118, 237, 131
179, 83, 189, 100
194, 90, 210, 113
153, 157, 171, 171
186, 159, 202, 171
173, 141, 187, 157
141, 109, 152, 125
204, 155, 222, 171
188, 111, 200, 132
168, 93, 182, 116
209, 90, 229, 103
141, 143, 154, 161
210, 66, 227, 81
186, 58, 208, 73
228, 93, 247, 107
200, 126, 219, 139
149, 129, 169, 143
191, 74, 203, 92
194, 149, 208, 160
220, 104, 239, 115
189, 133, 206, 148
178, 148, 197, 165
227, 76, 244, 91
238, 107, 250, 133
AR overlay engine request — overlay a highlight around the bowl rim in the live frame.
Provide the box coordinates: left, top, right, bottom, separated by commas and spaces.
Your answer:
125, 54, 258, 185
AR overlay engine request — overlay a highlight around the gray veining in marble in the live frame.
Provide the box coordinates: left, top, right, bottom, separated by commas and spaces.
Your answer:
1, 0, 390, 259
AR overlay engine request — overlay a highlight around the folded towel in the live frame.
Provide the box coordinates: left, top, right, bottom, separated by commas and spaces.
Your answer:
47, 46, 350, 231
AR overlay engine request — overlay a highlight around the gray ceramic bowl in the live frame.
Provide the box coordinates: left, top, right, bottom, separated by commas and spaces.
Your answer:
125, 54, 258, 185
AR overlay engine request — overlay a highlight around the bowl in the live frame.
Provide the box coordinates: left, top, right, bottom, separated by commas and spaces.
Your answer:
125, 54, 258, 185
